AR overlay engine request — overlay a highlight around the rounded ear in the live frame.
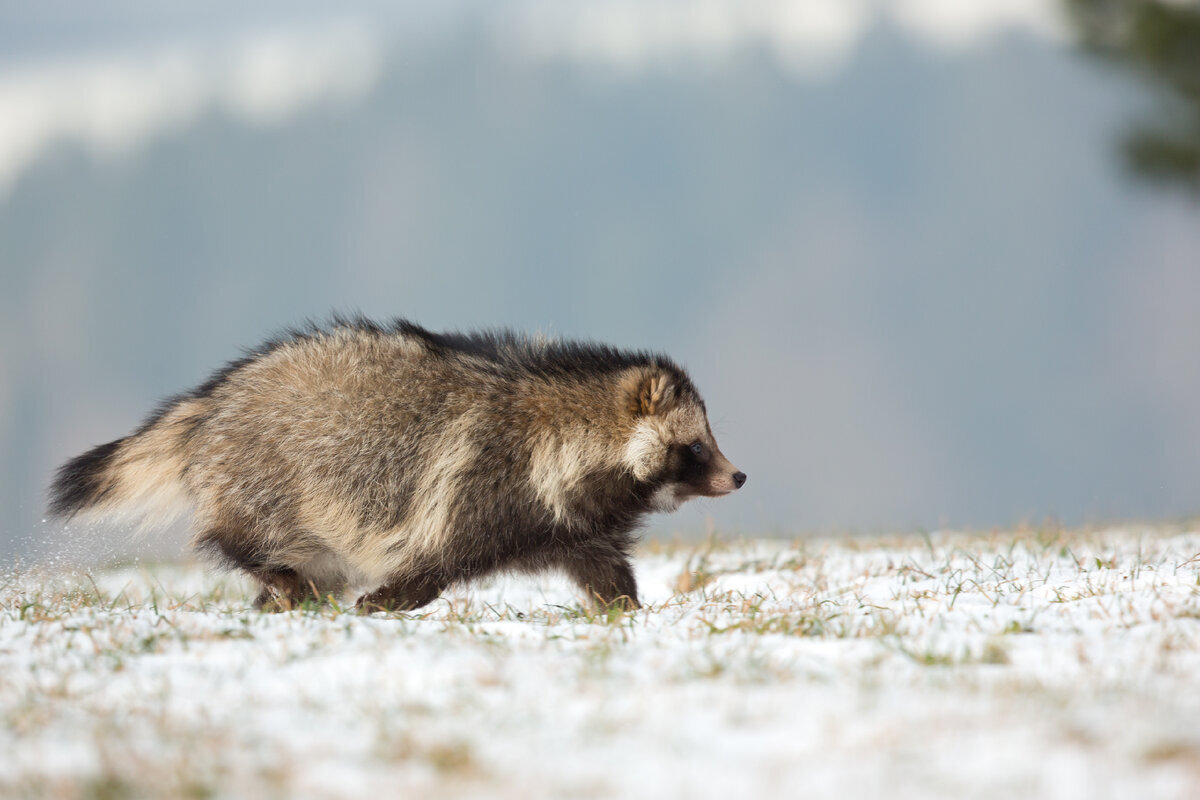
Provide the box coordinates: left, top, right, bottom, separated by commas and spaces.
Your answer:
625, 370, 677, 418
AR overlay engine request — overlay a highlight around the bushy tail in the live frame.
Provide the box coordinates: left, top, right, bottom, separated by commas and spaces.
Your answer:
49, 398, 208, 528
49, 438, 127, 518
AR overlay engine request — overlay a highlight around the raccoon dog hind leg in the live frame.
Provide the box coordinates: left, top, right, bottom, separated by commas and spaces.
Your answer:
50, 391, 347, 610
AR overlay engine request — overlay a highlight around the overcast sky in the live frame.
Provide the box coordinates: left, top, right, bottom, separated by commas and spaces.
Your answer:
3, 1, 1197, 562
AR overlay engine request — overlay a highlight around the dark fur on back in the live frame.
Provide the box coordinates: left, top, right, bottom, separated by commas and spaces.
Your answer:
48, 318, 743, 612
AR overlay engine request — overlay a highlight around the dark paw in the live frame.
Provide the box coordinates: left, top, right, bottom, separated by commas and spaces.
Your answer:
254, 589, 294, 613
355, 583, 441, 614
355, 591, 392, 615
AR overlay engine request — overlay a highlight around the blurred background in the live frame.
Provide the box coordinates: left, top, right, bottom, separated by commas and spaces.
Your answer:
2, 0, 1198, 562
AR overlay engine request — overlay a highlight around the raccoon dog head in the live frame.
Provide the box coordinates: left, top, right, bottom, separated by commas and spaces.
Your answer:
621, 367, 746, 513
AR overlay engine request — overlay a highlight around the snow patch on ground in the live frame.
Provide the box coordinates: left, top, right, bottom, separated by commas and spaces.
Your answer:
2, 526, 1199, 798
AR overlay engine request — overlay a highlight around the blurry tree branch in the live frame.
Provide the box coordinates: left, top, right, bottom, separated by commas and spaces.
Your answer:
1065, 0, 1200, 195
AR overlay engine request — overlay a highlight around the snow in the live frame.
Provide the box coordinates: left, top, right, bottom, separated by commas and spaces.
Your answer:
2, 527, 1200, 798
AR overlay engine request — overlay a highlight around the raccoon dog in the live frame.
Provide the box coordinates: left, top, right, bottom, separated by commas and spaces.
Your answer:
49, 318, 746, 611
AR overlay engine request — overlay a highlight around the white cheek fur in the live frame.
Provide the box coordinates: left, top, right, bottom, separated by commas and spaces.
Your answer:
623, 419, 666, 482
649, 483, 682, 512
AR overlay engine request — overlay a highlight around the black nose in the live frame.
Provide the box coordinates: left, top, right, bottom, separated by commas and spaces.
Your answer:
732, 471, 746, 489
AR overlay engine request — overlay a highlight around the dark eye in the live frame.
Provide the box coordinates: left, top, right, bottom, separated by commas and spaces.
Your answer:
690, 442, 704, 456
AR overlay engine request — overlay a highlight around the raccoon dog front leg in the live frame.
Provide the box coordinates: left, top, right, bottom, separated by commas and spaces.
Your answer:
563, 552, 640, 610
252, 568, 319, 612
356, 571, 445, 613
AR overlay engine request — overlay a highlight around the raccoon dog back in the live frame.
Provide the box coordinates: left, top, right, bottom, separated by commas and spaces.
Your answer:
49, 318, 746, 611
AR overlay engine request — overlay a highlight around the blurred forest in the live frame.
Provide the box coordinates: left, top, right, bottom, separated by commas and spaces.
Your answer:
1067, 0, 1200, 193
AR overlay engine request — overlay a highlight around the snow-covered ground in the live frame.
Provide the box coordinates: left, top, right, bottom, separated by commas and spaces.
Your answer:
3, 526, 1200, 799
